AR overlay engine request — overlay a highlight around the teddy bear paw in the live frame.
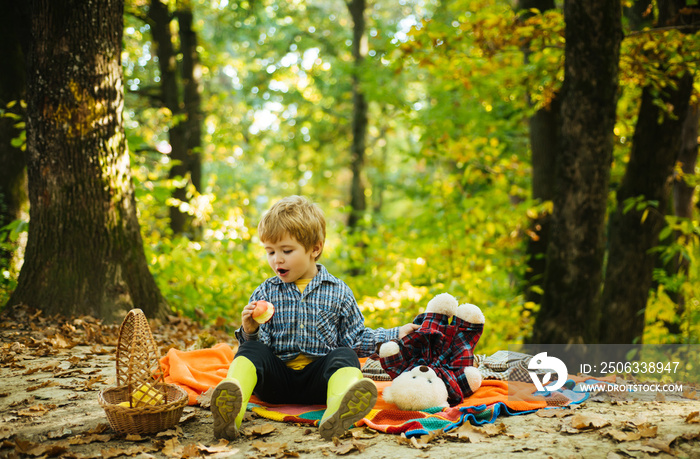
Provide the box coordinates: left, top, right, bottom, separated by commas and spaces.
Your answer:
379, 341, 400, 358
455, 303, 485, 325
425, 293, 458, 316
464, 365, 483, 391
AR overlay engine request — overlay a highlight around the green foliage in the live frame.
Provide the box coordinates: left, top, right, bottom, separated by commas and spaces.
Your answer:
3, 0, 698, 351
0, 218, 27, 306
646, 214, 700, 345
118, 0, 699, 350
0, 100, 26, 151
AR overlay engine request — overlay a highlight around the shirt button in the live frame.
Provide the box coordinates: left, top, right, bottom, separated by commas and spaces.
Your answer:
300, 325, 304, 329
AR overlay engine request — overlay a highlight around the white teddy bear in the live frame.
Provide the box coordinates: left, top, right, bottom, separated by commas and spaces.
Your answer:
378, 293, 484, 410
382, 365, 450, 411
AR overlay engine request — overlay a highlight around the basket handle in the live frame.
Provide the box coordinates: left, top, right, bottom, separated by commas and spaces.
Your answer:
115, 309, 167, 405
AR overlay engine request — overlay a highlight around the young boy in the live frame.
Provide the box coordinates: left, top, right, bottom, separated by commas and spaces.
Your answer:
211, 195, 418, 441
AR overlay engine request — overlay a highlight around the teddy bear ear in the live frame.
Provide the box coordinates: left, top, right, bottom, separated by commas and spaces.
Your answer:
379, 341, 400, 358
455, 303, 485, 325
426, 293, 458, 316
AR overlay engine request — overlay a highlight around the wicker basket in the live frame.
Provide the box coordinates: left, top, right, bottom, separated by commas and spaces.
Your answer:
98, 309, 188, 435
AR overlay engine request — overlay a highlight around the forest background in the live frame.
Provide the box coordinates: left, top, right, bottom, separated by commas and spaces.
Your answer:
0, 0, 699, 354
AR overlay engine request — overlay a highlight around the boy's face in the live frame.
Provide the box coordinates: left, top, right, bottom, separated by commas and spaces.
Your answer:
263, 233, 321, 283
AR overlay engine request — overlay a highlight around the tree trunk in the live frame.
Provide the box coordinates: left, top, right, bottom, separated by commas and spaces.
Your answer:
599, 0, 694, 344
176, 4, 202, 195
0, 1, 29, 267
517, 0, 558, 305
674, 102, 699, 237
8, 0, 168, 323
174, 3, 203, 238
532, 0, 622, 344
524, 97, 559, 304
600, 79, 693, 344
346, 0, 368, 231
148, 0, 192, 236
665, 101, 699, 333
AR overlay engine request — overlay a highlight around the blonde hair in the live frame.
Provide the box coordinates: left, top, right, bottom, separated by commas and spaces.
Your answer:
258, 195, 326, 260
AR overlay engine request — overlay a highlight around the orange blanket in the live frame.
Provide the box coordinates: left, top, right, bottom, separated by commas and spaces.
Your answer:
161, 343, 237, 405
160, 343, 551, 411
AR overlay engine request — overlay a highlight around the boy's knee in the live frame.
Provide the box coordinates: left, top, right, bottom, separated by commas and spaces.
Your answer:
236, 340, 272, 361
328, 347, 360, 368
239, 340, 266, 352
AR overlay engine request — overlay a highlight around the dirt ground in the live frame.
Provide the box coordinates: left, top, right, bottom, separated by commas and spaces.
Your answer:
1, 307, 699, 458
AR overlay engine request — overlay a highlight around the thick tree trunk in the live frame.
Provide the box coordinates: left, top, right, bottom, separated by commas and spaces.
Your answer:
0, 1, 28, 267
8, 0, 168, 323
347, 0, 368, 231
532, 0, 622, 344
600, 77, 693, 344
599, 0, 694, 344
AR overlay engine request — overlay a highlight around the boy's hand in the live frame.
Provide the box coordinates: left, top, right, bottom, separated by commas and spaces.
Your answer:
398, 323, 419, 339
241, 302, 261, 335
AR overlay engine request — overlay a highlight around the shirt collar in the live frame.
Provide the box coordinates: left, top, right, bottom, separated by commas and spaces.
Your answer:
268, 263, 337, 287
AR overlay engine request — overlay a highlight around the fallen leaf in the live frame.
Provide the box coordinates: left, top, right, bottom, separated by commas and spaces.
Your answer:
179, 408, 197, 424
27, 443, 69, 457
628, 414, 648, 426
636, 423, 658, 438
643, 433, 676, 454
181, 443, 200, 457
156, 426, 183, 438
448, 423, 498, 443
198, 439, 235, 454
686, 411, 699, 424
350, 427, 378, 439
49, 333, 75, 349
481, 422, 507, 436
605, 429, 642, 442
68, 434, 113, 445
197, 387, 214, 408
397, 433, 430, 449
17, 404, 56, 417
100, 444, 159, 458
26, 380, 57, 392
87, 423, 110, 434
162, 437, 181, 457
242, 423, 276, 437
569, 413, 611, 430
330, 439, 369, 455
251, 440, 297, 457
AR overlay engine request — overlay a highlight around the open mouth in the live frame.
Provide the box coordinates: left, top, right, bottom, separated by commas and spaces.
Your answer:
277, 268, 289, 276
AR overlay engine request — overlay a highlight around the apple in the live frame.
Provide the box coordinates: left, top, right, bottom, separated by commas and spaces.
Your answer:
252, 300, 275, 324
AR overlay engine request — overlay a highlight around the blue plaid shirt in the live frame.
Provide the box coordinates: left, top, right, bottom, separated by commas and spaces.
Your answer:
235, 264, 398, 361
